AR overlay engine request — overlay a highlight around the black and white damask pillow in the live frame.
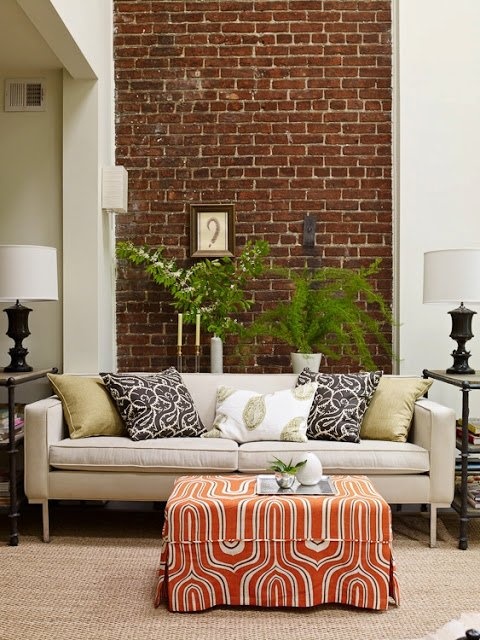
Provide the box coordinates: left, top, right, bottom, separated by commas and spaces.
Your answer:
296, 369, 382, 443
100, 368, 205, 441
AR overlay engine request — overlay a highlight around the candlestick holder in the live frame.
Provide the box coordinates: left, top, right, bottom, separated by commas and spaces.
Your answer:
195, 346, 200, 373
176, 346, 182, 373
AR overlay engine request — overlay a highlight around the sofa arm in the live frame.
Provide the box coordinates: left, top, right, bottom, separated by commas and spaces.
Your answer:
24, 396, 65, 501
410, 397, 456, 504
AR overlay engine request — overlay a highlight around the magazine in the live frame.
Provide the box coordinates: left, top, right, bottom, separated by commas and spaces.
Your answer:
256, 474, 337, 496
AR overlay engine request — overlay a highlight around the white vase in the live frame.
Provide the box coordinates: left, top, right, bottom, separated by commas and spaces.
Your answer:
295, 452, 323, 486
210, 335, 223, 373
291, 352, 322, 374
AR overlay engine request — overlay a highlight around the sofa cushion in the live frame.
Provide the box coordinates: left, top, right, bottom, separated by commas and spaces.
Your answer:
47, 373, 126, 439
237, 440, 430, 475
48, 436, 238, 472
296, 370, 382, 443
202, 382, 318, 443
360, 376, 433, 442
101, 368, 205, 440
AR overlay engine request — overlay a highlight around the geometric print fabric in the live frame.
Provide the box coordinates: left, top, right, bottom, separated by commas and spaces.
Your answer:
155, 474, 399, 611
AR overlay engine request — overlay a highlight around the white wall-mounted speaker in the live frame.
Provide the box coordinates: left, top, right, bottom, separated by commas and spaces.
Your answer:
5, 78, 46, 111
102, 166, 128, 213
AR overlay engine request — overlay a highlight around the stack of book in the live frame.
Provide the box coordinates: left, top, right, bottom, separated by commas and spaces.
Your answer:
0, 405, 25, 442
0, 471, 9, 506
466, 478, 480, 510
456, 418, 480, 450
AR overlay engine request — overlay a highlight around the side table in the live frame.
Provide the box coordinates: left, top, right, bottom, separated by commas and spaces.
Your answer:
423, 369, 480, 550
0, 368, 56, 546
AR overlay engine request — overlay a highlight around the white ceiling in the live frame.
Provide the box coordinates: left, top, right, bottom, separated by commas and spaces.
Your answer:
0, 0, 61, 72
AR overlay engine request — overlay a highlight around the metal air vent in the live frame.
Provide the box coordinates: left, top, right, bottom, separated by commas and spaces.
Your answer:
5, 78, 46, 111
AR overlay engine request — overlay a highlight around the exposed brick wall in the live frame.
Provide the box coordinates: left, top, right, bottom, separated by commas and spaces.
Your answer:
114, 0, 393, 373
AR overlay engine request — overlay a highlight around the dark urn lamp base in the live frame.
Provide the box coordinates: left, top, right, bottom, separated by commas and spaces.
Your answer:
447, 302, 476, 375
3, 301, 33, 373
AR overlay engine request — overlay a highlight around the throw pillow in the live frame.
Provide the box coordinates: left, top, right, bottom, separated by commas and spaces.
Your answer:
47, 373, 126, 439
100, 367, 205, 441
360, 376, 433, 442
296, 369, 382, 443
202, 381, 318, 443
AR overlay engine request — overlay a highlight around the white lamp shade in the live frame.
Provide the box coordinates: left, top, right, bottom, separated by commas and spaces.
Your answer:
0, 245, 58, 301
423, 249, 480, 304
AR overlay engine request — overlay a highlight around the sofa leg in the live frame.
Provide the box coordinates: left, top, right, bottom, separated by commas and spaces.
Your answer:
42, 501, 50, 543
429, 504, 437, 548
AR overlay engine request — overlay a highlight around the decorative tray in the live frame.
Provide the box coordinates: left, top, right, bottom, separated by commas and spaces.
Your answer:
255, 474, 337, 496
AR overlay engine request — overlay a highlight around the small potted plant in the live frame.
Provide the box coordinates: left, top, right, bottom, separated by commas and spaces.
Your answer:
268, 456, 307, 488
245, 258, 394, 372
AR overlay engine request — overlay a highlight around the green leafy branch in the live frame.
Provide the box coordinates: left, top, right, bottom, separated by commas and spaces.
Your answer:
116, 239, 270, 341
268, 457, 307, 475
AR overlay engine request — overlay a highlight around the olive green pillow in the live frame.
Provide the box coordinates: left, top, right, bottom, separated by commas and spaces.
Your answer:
360, 376, 433, 442
48, 373, 126, 439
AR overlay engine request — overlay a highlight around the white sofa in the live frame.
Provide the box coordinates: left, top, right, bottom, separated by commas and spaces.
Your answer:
24, 373, 456, 546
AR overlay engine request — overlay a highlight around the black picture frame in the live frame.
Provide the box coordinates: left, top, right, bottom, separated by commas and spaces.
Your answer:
190, 203, 235, 258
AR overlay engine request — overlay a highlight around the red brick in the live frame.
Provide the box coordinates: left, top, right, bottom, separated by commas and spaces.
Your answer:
114, 0, 393, 374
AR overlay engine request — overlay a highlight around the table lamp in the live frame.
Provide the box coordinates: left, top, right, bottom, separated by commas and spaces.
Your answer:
0, 245, 58, 372
423, 248, 480, 375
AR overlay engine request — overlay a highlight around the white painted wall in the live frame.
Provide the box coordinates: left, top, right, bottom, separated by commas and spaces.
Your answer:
14, 0, 117, 373
53, 0, 117, 373
0, 69, 63, 376
398, 0, 480, 415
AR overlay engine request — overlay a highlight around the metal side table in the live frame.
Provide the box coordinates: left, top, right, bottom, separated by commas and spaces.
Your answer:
0, 368, 56, 546
423, 369, 480, 550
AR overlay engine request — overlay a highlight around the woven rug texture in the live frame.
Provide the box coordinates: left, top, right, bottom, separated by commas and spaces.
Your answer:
1, 504, 479, 640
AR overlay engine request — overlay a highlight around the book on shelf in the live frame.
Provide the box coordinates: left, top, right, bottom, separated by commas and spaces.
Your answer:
456, 418, 480, 436
0, 403, 25, 417
456, 427, 480, 445
0, 426, 24, 442
0, 419, 24, 432
467, 496, 480, 509
456, 437, 480, 452
467, 477, 480, 489
0, 416, 24, 428
467, 488, 480, 502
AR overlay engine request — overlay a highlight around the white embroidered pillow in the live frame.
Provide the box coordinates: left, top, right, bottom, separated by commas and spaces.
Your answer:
202, 382, 318, 444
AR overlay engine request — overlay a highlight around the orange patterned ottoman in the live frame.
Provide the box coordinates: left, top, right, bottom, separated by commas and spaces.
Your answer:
154, 474, 399, 612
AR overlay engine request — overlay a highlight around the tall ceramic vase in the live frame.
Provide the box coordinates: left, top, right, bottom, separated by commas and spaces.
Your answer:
291, 352, 322, 374
210, 335, 223, 374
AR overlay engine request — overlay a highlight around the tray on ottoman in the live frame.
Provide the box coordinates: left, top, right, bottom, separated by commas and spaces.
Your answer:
154, 473, 399, 612
255, 473, 336, 495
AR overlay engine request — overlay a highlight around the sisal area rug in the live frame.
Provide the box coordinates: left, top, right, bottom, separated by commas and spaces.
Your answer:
1, 502, 479, 640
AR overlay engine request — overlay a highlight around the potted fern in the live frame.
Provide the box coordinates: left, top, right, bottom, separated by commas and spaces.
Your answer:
246, 259, 393, 373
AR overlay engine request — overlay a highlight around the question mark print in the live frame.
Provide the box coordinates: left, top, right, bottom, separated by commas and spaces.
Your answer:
207, 217, 220, 247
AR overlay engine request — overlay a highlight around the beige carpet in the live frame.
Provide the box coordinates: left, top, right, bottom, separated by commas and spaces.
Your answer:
1, 503, 480, 640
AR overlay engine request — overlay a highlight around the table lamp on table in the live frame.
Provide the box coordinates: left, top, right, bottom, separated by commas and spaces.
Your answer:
0, 245, 58, 372
423, 248, 480, 375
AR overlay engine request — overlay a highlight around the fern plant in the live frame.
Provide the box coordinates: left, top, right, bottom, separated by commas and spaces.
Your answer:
246, 259, 394, 370
116, 239, 269, 341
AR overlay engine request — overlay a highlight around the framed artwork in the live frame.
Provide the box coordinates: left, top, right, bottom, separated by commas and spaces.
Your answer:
190, 203, 235, 258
